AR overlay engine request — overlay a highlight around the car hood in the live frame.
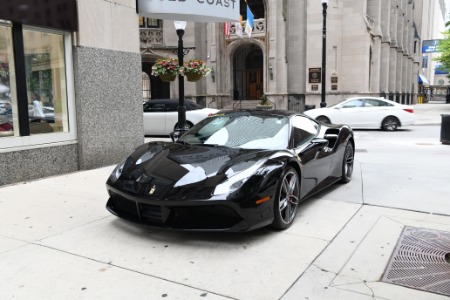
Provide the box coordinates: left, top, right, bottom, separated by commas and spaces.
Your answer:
111, 141, 277, 198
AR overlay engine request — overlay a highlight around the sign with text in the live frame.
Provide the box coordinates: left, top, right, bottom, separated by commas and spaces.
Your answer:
137, 0, 240, 22
422, 40, 441, 53
309, 68, 321, 84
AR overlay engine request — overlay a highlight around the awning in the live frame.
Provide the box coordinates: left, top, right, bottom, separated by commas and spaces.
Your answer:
418, 74, 430, 85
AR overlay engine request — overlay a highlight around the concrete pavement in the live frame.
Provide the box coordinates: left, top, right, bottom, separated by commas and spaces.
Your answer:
0, 103, 449, 300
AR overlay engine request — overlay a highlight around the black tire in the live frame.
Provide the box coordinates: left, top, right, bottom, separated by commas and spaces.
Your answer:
316, 116, 331, 124
340, 142, 354, 183
381, 116, 399, 131
272, 167, 300, 230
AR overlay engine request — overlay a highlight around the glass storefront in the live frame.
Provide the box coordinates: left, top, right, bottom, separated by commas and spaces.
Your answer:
0, 21, 75, 147
0, 24, 17, 138
23, 29, 69, 135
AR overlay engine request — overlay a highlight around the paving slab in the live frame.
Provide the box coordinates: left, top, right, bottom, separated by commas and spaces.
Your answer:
0, 167, 114, 241
0, 236, 27, 254
281, 205, 450, 300
0, 244, 232, 300
35, 199, 359, 300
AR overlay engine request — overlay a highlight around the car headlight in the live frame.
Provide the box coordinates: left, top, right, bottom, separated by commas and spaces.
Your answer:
109, 156, 128, 183
213, 160, 265, 196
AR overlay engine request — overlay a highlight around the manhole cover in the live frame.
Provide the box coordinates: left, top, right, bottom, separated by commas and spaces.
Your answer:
382, 227, 450, 296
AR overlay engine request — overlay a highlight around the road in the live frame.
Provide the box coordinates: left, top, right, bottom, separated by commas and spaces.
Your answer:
316, 124, 450, 215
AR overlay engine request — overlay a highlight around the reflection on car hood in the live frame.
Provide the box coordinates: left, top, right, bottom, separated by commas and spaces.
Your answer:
117, 141, 275, 196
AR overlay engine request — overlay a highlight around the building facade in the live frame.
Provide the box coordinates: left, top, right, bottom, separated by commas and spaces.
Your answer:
418, 0, 448, 101
0, 0, 446, 186
0, 0, 143, 186
142, 0, 445, 109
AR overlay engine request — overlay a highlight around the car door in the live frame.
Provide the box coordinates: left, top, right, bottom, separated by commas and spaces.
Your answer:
143, 102, 166, 135
361, 99, 392, 127
292, 116, 334, 198
332, 98, 365, 126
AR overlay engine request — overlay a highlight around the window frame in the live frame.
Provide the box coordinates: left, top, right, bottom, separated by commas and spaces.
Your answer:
0, 25, 77, 152
139, 17, 161, 29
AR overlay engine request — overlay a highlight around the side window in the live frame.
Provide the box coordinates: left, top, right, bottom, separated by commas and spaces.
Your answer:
165, 103, 178, 112
144, 103, 165, 112
292, 116, 319, 148
365, 99, 385, 107
341, 99, 363, 108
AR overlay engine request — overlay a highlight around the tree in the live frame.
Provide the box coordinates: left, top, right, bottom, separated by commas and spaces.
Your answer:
434, 21, 450, 78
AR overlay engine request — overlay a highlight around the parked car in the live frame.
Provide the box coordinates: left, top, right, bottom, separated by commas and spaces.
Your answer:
0, 108, 53, 137
0, 108, 12, 137
0, 99, 11, 114
143, 99, 219, 135
304, 97, 415, 131
106, 110, 355, 232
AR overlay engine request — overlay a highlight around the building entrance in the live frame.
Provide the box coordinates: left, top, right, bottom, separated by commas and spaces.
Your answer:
233, 44, 263, 100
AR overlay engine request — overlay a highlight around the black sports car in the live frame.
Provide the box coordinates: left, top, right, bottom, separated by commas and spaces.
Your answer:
106, 110, 355, 232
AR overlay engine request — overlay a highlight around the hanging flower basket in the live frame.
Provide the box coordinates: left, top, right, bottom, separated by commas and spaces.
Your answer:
182, 59, 211, 82
159, 73, 177, 82
185, 72, 204, 82
151, 58, 180, 82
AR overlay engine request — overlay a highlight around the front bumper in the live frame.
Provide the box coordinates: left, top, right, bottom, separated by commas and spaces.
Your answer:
106, 185, 274, 232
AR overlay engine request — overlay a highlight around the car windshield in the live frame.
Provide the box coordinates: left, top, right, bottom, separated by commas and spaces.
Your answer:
179, 113, 290, 149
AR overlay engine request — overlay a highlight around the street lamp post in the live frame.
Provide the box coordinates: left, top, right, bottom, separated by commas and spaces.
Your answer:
174, 21, 187, 135
320, 0, 328, 108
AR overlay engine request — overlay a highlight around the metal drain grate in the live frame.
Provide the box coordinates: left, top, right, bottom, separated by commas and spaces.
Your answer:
382, 226, 450, 296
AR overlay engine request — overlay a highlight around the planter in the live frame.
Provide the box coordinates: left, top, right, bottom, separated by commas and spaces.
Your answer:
185, 72, 204, 82
256, 105, 273, 110
159, 73, 177, 82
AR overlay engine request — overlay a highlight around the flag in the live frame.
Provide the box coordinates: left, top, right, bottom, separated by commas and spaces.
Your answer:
224, 22, 231, 38
245, 4, 254, 37
235, 15, 243, 38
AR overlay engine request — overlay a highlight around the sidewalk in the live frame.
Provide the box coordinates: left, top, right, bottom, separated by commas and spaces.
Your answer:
413, 103, 450, 125
0, 105, 449, 300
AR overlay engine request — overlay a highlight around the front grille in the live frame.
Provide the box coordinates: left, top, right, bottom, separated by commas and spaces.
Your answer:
108, 194, 138, 220
139, 203, 164, 224
170, 206, 242, 229
107, 193, 243, 230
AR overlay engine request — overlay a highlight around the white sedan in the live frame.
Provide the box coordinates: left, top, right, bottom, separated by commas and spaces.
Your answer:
143, 99, 219, 135
304, 97, 415, 131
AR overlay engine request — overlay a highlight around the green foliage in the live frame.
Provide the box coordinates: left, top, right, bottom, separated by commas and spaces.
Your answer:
259, 95, 270, 105
435, 24, 450, 78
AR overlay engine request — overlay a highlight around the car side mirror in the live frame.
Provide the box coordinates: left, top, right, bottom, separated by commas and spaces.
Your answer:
311, 138, 329, 149
299, 138, 329, 156
170, 131, 179, 142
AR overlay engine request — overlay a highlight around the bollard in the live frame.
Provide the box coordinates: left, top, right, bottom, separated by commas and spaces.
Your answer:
441, 114, 450, 144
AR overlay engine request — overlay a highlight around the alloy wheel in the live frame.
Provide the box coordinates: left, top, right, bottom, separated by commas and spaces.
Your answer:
278, 170, 300, 224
